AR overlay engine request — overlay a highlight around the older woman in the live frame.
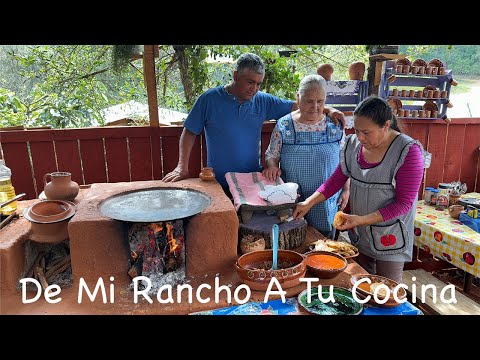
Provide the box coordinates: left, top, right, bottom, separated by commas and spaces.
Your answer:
262, 74, 349, 236
293, 96, 425, 283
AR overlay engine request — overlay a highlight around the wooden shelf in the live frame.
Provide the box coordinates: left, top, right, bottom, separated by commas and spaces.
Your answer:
379, 59, 453, 119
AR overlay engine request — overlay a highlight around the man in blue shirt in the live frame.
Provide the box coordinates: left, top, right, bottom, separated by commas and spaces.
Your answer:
162, 52, 345, 192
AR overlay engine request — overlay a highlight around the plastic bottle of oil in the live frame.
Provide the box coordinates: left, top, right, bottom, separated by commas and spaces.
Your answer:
0, 159, 17, 215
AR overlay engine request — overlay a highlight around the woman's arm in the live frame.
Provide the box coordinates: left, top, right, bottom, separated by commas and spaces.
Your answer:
263, 126, 283, 181
378, 143, 425, 221
336, 144, 424, 230
293, 165, 348, 219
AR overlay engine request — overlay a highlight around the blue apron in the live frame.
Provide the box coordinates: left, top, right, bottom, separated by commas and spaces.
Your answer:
278, 114, 343, 235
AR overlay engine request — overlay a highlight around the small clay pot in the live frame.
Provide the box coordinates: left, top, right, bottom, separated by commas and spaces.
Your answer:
199, 167, 215, 181
448, 205, 464, 219
348, 61, 366, 80
316, 63, 334, 81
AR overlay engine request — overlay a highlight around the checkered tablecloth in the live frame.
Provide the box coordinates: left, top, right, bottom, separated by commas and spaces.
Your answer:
414, 194, 480, 277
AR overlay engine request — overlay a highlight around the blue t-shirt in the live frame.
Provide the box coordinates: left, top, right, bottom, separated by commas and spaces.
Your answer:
184, 86, 294, 188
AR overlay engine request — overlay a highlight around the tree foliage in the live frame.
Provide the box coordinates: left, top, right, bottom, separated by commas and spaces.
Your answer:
0, 45, 145, 128
2, 45, 475, 129
400, 45, 480, 76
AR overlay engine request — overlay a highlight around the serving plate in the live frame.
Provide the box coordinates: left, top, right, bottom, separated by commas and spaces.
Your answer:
297, 286, 363, 315
387, 97, 402, 112
350, 274, 406, 308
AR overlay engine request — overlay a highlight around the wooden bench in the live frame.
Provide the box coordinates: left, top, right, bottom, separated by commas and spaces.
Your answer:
403, 269, 480, 315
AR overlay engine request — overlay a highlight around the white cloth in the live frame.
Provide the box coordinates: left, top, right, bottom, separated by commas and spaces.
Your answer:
257, 182, 299, 205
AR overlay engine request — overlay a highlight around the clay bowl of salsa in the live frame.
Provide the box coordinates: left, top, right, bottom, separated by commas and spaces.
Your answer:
304, 250, 347, 279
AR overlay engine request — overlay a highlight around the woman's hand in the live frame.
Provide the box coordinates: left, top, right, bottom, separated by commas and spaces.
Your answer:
337, 189, 350, 211
335, 213, 363, 230
262, 166, 281, 182
293, 200, 313, 219
327, 108, 346, 128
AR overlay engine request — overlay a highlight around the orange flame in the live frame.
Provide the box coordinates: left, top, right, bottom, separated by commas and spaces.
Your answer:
149, 223, 163, 233
166, 223, 178, 254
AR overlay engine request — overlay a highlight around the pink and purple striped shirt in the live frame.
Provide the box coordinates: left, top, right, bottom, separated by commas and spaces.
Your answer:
318, 143, 424, 221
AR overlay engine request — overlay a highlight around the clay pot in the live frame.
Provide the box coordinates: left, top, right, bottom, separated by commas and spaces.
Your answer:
316, 63, 334, 81
23, 200, 76, 244
348, 61, 366, 80
44, 172, 79, 201
199, 167, 215, 181
29, 200, 71, 222
448, 205, 464, 219
235, 250, 306, 291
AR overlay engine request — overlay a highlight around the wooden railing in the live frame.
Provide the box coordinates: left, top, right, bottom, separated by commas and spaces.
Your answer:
1, 118, 479, 200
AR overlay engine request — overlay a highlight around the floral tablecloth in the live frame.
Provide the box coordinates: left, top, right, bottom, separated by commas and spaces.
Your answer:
414, 193, 480, 277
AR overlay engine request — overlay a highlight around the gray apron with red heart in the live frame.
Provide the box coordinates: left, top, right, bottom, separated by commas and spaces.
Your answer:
340, 133, 421, 262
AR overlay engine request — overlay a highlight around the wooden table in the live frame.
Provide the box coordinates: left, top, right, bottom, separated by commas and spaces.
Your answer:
199, 226, 423, 315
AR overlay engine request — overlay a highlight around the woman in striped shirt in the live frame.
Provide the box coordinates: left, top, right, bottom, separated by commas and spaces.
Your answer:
293, 96, 425, 283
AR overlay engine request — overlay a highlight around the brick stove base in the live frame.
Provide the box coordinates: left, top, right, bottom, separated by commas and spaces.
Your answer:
68, 179, 239, 290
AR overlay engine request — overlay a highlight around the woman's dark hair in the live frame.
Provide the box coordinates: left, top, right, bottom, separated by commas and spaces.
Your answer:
353, 96, 403, 133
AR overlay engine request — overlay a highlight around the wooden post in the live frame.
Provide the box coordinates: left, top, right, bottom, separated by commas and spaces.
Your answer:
367, 53, 406, 96
143, 45, 159, 127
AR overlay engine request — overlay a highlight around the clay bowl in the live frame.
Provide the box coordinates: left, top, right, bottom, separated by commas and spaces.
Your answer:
350, 273, 406, 308
29, 200, 71, 222
395, 58, 411, 67
304, 250, 347, 279
297, 286, 363, 315
428, 58, 444, 69
412, 58, 427, 68
448, 205, 464, 219
23, 200, 76, 244
24, 200, 76, 224
423, 100, 438, 112
235, 250, 306, 291
422, 85, 437, 98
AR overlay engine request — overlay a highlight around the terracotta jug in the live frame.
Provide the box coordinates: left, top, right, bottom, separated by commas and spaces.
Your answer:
199, 167, 215, 181
316, 63, 334, 81
348, 61, 366, 80
43, 172, 79, 201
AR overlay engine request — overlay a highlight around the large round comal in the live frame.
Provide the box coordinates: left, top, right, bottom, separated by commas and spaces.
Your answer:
99, 188, 211, 222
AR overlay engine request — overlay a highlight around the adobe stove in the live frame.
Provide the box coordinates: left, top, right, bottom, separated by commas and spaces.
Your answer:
67, 179, 239, 291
